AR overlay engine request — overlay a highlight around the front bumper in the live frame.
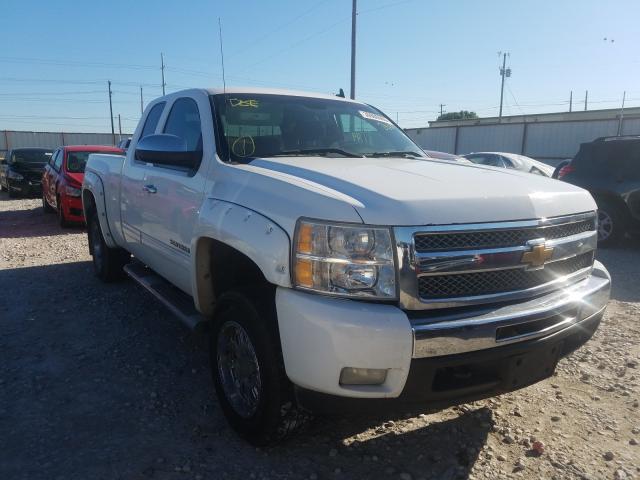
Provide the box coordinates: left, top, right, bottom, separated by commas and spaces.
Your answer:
276, 260, 610, 401
61, 194, 85, 222
8, 178, 42, 196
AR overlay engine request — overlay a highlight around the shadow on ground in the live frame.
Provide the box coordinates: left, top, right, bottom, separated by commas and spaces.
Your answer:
0, 260, 492, 480
596, 239, 640, 303
0, 193, 83, 239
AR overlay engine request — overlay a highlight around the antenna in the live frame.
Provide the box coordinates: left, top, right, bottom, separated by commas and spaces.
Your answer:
218, 17, 226, 94
218, 17, 231, 162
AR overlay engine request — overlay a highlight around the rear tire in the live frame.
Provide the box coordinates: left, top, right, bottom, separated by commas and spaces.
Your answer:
57, 196, 70, 227
210, 288, 310, 445
87, 210, 130, 282
597, 200, 626, 246
42, 191, 54, 213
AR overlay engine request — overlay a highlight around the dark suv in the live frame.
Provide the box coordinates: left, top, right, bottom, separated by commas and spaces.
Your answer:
0, 148, 53, 197
559, 136, 640, 245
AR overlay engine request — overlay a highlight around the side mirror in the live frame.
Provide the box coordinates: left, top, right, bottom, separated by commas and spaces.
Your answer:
135, 134, 202, 169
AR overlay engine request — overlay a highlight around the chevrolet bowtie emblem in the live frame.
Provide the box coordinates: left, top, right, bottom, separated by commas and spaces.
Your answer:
521, 242, 554, 269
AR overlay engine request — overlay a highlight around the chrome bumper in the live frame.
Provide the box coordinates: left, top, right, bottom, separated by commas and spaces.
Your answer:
412, 260, 610, 358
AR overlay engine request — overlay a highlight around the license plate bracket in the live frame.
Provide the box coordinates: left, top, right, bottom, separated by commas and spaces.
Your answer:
503, 341, 563, 390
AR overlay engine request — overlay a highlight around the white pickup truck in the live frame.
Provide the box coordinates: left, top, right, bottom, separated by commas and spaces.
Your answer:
83, 87, 611, 445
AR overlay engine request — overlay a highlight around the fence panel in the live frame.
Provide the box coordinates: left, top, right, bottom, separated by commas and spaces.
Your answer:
524, 120, 618, 159
456, 124, 524, 154
406, 127, 456, 153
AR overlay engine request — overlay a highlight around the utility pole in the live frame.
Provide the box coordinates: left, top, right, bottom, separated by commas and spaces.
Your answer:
118, 114, 122, 140
569, 90, 573, 112
439, 104, 447, 117
584, 90, 588, 111
108, 80, 115, 145
617, 91, 626, 136
161, 52, 166, 96
498, 52, 510, 121
140, 86, 144, 115
350, 0, 357, 99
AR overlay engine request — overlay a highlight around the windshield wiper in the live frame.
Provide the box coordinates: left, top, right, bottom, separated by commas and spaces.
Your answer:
366, 151, 424, 159
267, 148, 363, 158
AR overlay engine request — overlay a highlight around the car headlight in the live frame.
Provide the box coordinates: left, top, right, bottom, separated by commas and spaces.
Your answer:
292, 219, 397, 299
64, 185, 82, 197
7, 170, 24, 180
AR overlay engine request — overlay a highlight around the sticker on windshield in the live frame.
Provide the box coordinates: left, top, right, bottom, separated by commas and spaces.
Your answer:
359, 110, 392, 125
229, 98, 259, 108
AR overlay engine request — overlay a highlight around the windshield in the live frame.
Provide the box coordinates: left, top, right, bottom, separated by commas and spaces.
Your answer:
210, 94, 425, 162
65, 151, 96, 173
10, 149, 53, 165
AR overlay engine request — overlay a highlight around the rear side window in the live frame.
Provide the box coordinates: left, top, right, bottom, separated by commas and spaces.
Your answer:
574, 140, 640, 177
140, 102, 165, 139
163, 98, 202, 151
467, 154, 505, 168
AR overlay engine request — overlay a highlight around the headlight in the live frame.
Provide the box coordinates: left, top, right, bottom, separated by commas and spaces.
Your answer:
65, 185, 82, 197
7, 170, 24, 180
292, 219, 396, 299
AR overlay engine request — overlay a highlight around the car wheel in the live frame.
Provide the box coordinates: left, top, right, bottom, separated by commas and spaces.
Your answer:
57, 196, 70, 227
597, 201, 625, 246
42, 191, 54, 213
210, 288, 310, 445
87, 211, 130, 282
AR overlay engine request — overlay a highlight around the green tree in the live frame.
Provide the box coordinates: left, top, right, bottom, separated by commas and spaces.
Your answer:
437, 110, 478, 121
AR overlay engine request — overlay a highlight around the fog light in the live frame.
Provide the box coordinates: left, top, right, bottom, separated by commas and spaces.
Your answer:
339, 367, 387, 386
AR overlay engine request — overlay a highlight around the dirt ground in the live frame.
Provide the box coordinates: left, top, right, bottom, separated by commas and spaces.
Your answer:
1, 194, 639, 480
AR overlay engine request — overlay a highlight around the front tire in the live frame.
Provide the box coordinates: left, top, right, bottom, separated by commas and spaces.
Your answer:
597, 201, 626, 246
87, 212, 130, 282
7, 180, 16, 198
210, 288, 309, 445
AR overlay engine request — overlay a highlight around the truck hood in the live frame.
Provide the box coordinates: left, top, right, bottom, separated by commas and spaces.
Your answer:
245, 156, 596, 226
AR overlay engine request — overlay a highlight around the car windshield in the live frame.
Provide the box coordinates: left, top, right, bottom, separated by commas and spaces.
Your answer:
210, 94, 425, 162
10, 149, 53, 165
65, 151, 95, 173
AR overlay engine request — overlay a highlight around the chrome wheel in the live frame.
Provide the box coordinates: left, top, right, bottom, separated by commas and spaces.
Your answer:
217, 320, 262, 418
598, 210, 613, 242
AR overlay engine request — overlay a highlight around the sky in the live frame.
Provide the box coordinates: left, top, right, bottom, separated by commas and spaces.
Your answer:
2, 0, 639, 133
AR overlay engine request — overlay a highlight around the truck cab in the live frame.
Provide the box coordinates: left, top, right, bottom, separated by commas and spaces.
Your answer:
82, 88, 611, 445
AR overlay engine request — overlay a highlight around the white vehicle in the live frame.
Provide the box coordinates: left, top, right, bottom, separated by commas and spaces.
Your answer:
462, 151, 556, 177
83, 88, 611, 445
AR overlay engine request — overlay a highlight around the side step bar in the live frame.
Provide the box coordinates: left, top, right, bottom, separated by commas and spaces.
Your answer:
124, 261, 207, 331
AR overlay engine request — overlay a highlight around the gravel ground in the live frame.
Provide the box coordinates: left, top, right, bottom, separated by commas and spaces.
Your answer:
1, 194, 639, 480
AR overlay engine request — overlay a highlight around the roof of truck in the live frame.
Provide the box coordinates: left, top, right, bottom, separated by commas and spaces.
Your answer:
203, 87, 358, 102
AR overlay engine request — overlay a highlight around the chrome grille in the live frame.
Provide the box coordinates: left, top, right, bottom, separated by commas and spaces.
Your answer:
418, 252, 594, 299
394, 212, 598, 310
414, 218, 596, 252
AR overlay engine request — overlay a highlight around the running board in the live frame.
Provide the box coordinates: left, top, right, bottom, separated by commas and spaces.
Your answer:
124, 261, 206, 331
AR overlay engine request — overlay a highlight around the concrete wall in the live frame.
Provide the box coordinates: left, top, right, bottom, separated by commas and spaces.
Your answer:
406, 116, 640, 165
0, 130, 130, 154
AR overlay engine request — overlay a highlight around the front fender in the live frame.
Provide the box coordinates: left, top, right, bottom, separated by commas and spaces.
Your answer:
191, 199, 292, 313
83, 171, 118, 249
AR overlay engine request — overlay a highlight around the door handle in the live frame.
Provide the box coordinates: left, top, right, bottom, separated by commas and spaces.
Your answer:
143, 184, 157, 194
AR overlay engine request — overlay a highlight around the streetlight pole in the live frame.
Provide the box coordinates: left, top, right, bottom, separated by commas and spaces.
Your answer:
350, 0, 357, 99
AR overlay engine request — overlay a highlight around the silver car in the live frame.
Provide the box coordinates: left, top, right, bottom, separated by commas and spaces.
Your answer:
462, 152, 555, 176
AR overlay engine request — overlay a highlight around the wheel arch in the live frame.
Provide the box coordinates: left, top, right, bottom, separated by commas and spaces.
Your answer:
82, 172, 118, 248
191, 201, 292, 317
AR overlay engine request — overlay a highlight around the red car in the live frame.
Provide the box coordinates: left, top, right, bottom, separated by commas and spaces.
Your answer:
42, 145, 123, 227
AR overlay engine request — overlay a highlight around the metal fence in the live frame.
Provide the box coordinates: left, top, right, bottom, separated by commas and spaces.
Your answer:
406, 116, 640, 166
0, 130, 131, 157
